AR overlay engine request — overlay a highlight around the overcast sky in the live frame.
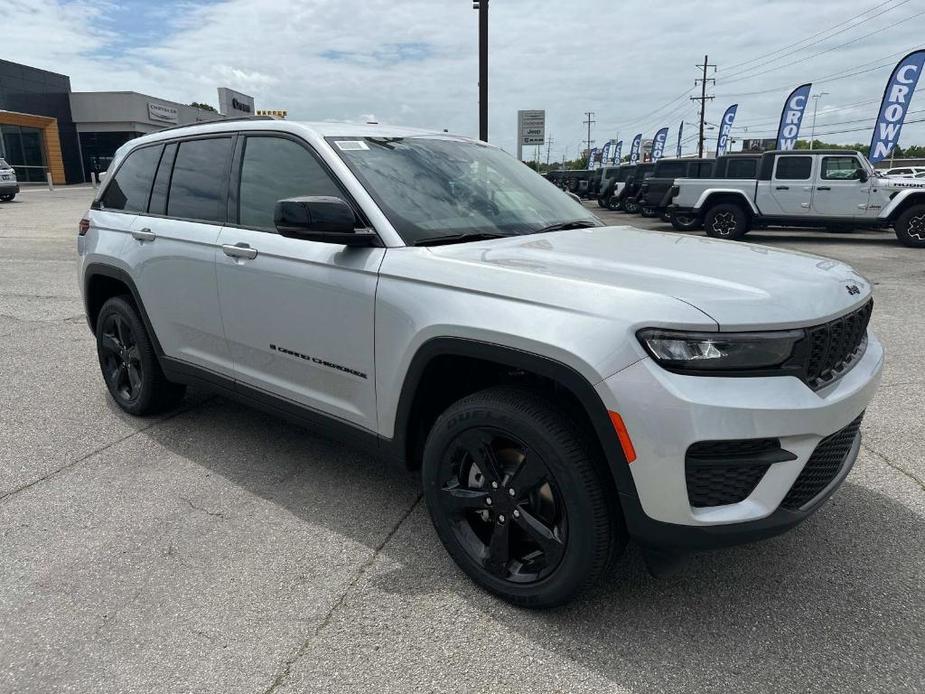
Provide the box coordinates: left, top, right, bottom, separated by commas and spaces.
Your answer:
5, 0, 924, 160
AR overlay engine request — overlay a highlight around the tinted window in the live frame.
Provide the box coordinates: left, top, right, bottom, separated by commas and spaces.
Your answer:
167, 138, 232, 223
656, 162, 686, 178
238, 136, 343, 230
726, 158, 757, 179
775, 156, 812, 180
100, 145, 162, 212
148, 142, 177, 216
821, 156, 862, 180
695, 162, 715, 177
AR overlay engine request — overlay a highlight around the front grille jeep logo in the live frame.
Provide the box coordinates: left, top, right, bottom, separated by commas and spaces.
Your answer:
846, 284, 861, 296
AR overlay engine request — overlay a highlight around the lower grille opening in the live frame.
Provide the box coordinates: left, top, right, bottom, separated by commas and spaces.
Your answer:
780, 413, 864, 510
686, 438, 796, 508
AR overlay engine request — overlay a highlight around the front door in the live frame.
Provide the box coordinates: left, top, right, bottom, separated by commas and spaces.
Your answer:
811, 155, 872, 219
215, 134, 383, 431
768, 154, 814, 216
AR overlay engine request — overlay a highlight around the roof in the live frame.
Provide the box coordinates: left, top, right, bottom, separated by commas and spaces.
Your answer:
762, 149, 863, 156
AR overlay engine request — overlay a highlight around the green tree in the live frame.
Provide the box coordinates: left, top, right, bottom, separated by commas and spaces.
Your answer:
190, 102, 217, 113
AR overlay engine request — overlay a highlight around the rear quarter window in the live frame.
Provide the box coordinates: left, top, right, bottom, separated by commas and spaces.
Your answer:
99, 145, 163, 212
725, 158, 757, 179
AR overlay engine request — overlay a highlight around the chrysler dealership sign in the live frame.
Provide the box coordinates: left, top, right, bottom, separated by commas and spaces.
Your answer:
147, 102, 179, 124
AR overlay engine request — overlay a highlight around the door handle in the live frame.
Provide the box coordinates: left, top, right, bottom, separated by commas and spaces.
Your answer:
775, 186, 789, 190
131, 227, 156, 242
816, 186, 831, 191
222, 243, 258, 260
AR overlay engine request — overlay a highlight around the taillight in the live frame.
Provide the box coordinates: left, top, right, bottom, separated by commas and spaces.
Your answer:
78, 217, 90, 236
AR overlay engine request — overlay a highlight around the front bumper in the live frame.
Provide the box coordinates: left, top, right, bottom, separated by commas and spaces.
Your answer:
0, 181, 19, 194
595, 330, 883, 550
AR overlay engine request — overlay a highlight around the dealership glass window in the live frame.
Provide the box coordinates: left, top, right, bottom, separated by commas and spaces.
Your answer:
99, 144, 163, 212
167, 137, 232, 223
821, 157, 862, 180
774, 156, 812, 180
726, 158, 757, 179
0, 124, 47, 182
238, 136, 342, 230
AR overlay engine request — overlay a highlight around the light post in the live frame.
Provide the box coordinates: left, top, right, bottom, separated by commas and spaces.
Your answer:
809, 91, 829, 150
473, 0, 489, 142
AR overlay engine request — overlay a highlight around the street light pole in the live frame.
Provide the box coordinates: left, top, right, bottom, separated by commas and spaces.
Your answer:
809, 91, 829, 150
473, 0, 489, 142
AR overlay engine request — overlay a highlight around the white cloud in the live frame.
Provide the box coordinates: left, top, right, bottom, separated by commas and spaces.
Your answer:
3, 0, 924, 159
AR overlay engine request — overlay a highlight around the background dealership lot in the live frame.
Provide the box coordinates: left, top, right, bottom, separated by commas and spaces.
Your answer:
0, 186, 921, 692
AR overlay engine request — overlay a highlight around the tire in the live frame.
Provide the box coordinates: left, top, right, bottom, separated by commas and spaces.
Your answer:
422, 386, 625, 608
95, 296, 186, 415
669, 213, 700, 231
607, 197, 623, 211
704, 203, 750, 240
0, 193, 14, 202
597, 198, 606, 208
894, 204, 925, 248
640, 206, 656, 218
623, 198, 640, 214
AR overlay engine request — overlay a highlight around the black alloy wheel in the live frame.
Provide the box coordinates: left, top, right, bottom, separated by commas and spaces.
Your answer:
99, 312, 144, 404
607, 196, 624, 211
704, 203, 749, 240
0, 194, 14, 202
95, 296, 186, 415
434, 428, 568, 584
895, 204, 925, 248
423, 386, 624, 607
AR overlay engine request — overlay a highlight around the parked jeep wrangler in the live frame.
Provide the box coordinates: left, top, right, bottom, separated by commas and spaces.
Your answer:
668, 150, 925, 247
79, 120, 883, 607
665, 153, 762, 231
600, 164, 635, 210
621, 162, 656, 214
636, 158, 714, 225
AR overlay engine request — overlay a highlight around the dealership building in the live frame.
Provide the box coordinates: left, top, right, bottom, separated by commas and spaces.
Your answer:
0, 59, 256, 184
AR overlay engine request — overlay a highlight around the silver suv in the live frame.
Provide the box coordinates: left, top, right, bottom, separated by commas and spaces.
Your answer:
78, 119, 883, 607
0, 158, 18, 201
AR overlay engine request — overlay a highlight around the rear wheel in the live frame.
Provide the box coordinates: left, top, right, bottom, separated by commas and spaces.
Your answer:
96, 296, 186, 415
623, 198, 640, 214
607, 197, 623, 211
894, 204, 925, 248
669, 213, 700, 231
704, 203, 749, 240
0, 193, 14, 202
422, 386, 624, 608
640, 206, 656, 218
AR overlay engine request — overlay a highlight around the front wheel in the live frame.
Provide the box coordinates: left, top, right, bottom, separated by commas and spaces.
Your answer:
607, 197, 623, 211
894, 204, 925, 248
0, 193, 14, 202
623, 198, 640, 214
704, 203, 750, 240
669, 213, 700, 231
422, 386, 624, 608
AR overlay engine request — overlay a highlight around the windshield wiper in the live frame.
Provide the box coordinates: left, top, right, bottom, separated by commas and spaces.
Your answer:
533, 220, 599, 234
413, 232, 510, 247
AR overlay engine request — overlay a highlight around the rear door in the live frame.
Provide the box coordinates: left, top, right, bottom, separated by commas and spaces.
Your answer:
767, 155, 814, 216
811, 155, 870, 219
215, 133, 383, 431
125, 136, 235, 376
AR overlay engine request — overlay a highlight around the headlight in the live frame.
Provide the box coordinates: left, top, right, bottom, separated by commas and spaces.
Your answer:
637, 328, 803, 372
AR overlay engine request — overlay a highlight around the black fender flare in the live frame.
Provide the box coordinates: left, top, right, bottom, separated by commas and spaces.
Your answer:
83, 263, 164, 355
388, 337, 638, 503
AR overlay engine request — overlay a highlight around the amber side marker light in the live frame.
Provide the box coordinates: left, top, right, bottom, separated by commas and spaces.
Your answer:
608, 411, 637, 463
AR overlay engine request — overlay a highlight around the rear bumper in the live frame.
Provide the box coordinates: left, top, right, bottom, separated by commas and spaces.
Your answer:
0, 181, 19, 194
595, 330, 883, 551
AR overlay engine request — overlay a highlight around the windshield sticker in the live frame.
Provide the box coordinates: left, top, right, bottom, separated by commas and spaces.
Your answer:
335, 140, 369, 151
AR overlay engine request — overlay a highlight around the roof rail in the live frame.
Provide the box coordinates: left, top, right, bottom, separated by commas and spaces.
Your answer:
154, 115, 275, 134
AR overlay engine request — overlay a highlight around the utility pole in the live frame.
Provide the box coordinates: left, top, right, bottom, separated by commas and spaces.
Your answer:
583, 111, 595, 158
690, 55, 715, 158
545, 135, 554, 168
809, 91, 829, 150
473, 0, 489, 142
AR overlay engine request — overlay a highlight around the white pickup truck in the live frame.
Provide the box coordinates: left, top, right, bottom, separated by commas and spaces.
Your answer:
667, 150, 925, 248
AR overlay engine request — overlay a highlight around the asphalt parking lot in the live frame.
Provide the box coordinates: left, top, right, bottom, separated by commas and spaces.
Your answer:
1, 185, 923, 693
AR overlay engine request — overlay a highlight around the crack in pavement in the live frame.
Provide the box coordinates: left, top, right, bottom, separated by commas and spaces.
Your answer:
261, 493, 424, 694
180, 495, 227, 519
0, 399, 213, 505
862, 442, 925, 493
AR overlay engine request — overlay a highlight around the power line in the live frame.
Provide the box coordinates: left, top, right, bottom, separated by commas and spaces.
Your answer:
721, 0, 911, 76
691, 55, 716, 157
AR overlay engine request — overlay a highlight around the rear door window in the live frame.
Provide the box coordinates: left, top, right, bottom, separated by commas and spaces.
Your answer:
99, 144, 163, 212
166, 137, 233, 223
774, 156, 812, 180
726, 158, 757, 179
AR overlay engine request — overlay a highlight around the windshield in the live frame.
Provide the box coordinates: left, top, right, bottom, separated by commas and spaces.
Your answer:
327, 136, 599, 245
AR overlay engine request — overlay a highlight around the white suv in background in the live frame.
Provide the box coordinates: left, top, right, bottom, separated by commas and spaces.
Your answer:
78, 118, 882, 607
880, 165, 925, 178
0, 158, 18, 201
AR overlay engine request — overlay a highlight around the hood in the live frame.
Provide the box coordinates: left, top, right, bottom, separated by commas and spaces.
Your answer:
427, 226, 871, 331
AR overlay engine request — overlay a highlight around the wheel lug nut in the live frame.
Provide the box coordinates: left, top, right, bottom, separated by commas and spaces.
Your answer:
498, 514, 506, 524
508, 488, 515, 496
485, 497, 492, 506
513, 509, 520, 518
491, 481, 498, 489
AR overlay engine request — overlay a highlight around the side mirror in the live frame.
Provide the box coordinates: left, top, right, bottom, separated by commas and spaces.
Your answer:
274, 196, 379, 247
856, 168, 869, 182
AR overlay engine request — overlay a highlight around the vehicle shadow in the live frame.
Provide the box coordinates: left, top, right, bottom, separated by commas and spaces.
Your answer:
147, 392, 924, 693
